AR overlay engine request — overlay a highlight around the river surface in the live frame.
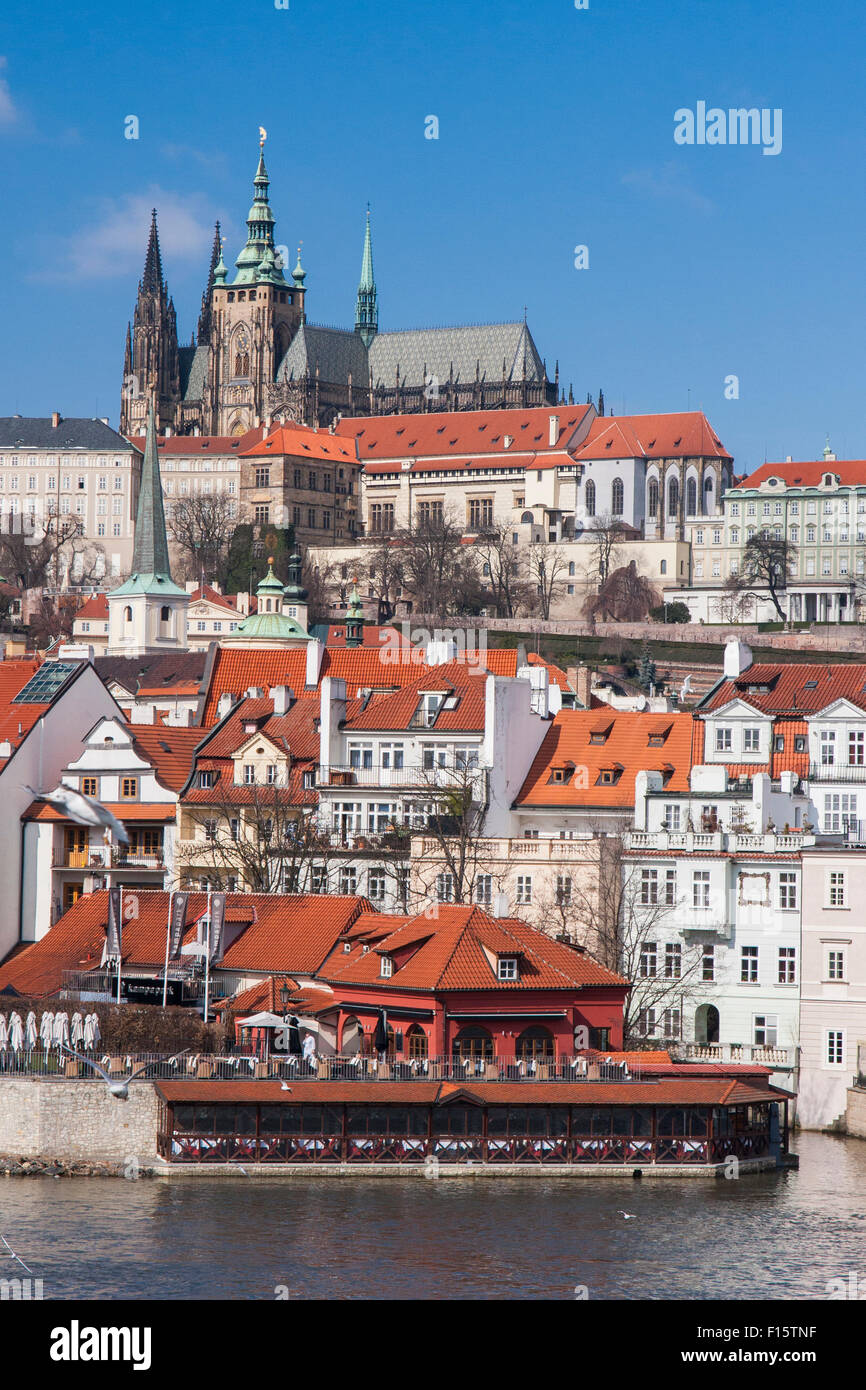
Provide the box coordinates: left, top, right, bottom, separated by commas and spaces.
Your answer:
0, 1133, 863, 1300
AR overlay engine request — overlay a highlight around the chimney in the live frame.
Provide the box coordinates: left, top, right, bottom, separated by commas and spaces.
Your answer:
569, 664, 593, 709
723, 638, 753, 679
270, 685, 294, 716
51, 411, 61, 429
235, 591, 250, 616
217, 692, 235, 720
492, 892, 510, 919
549, 414, 558, 447
185, 580, 197, 593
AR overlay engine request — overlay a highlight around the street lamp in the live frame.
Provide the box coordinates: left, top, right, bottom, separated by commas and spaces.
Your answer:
279, 981, 291, 1016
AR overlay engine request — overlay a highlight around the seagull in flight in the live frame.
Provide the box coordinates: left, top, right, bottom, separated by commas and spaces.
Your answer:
0, 1233, 32, 1276
280, 1082, 292, 1091
617, 1210, 638, 1220
25, 785, 129, 845
60, 1046, 190, 1099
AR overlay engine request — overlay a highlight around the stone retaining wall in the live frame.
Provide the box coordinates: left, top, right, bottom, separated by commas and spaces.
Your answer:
0, 1079, 159, 1163
845, 1087, 866, 1140
413, 615, 866, 653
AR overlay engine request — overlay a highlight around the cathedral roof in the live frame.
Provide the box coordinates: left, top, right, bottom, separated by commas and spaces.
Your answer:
277, 323, 369, 385
368, 321, 546, 389
0, 418, 133, 450
180, 344, 210, 402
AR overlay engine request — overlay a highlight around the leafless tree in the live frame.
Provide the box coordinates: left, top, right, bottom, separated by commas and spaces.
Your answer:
583, 561, 659, 622
0, 513, 105, 597
362, 537, 407, 623
716, 573, 755, 623
301, 556, 337, 628
405, 758, 498, 908
527, 538, 571, 619
177, 785, 334, 894
583, 513, 629, 589
167, 492, 237, 585
474, 521, 533, 617
739, 533, 797, 621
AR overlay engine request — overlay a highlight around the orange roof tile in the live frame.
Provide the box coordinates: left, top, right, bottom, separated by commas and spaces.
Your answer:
701, 663, 866, 715
735, 459, 866, 489
574, 411, 730, 462
337, 404, 592, 461
514, 709, 695, 807
243, 424, 358, 462
126, 430, 264, 454
74, 593, 109, 622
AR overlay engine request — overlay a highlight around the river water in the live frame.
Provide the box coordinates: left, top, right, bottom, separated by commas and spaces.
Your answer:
0, 1133, 863, 1300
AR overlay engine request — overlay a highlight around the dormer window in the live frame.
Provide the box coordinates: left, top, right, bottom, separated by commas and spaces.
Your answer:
198, 770, 215, 789
589, 723, 613, 745
497, 956, 519, 981
596, 765, 623, 786
380, 955, 393, 978
548, 764, 574, 785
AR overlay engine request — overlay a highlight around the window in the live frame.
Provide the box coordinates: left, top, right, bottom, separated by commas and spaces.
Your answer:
120, 777, 138, 799
753, 1015, 778, 1046
266, 764, 278, 784
662, 1008, 681, 1039
637, 1008, 657, 1039
254, 467, 270, 488
254, 505, 270, 525
715, 727, 732, 751
664, 943, 682, 979
779, 872, 797, 910
81, 777, 97, 797
243, 764, 255, 785
497, 956, 518, 981
639, 942, 657, 978
820, 731, 836, 765
827, 1030, 844, 1065
475, 874, 493, 906
611, 478, 624, 515
828, 872, 846, 907
640, 869, 658, 905
702, 944, 715, 981
584, 479, 595, 517
436, 873, 454, 903
556, 875, 572, 906
827, 949, 846, 981
664, 868, 676, 906
849, 731, 865, 766
693, 870, 710, 909
730, 527, 739, 544
740, 946, 758, 983
307, 508, 316, 528
823, 794, 856, 833
368, 870, 386, 901
743, 727, 760, 752
663, 803, 681, 831
778, 947, 796, 984
198, 770, 215, 790
380, 955, 393, 978
516, 875, 532, 904
339, 867, 357, 895
468, 498, 493, 529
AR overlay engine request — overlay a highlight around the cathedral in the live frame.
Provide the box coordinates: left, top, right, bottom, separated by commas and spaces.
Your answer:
120, 136, 560, 436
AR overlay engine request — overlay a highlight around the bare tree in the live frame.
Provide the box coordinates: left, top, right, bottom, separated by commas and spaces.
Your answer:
583, 561, 659, 622
527, 538, 571, 619
362, 537, 407, 623
569, 836, 705, 1046
584, 514, 629, 589
406, 758, 497, 908
167, 492, 237, 585
739, 533, 797, 621
398, 509, 480, 616
301, 556, 336, 628
474, 521, 533, 617
0, 513, 105, 596
716, 573, 755, 623
177, 785, 334, 894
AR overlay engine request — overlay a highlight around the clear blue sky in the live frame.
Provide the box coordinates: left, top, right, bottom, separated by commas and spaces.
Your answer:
1, 0, 864, 476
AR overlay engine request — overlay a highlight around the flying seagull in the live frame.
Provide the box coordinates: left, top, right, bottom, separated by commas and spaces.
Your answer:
617, 1210, 638, 1220
60, 1046, 190, 1100
280, 1082, 292, 1091
25, 785, 129, 846
0, 1233, 32, 1276
679, 675, 693, 704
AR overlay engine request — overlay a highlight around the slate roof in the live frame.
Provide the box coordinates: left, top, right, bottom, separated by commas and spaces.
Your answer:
94, 652, 207, 697
277, 324, 368, 385
0, 418, 134, 451
180, 345, 210, 402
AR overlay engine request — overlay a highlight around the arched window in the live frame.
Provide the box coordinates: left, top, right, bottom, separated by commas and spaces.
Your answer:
686, 478, 697, 516
667, 477, 679, 518
520, 510, 534, 525
406, 1025, 428, 1059
611, 478, 624, 515
160, 605, 170, 622
647, 479, 659, 517
704, 474, 714, 513
584, 479, 596, 517
123, 605, 132, 622
516, 1025, 555, 1060
452, 1025, 493, 1061
660, 559, 667, 575
341, 1016, 363, 1056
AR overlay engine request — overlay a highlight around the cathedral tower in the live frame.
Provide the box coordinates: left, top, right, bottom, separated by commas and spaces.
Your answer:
355, 208, 378, 349
120, 211, 181, 436
207, 134, 306, 435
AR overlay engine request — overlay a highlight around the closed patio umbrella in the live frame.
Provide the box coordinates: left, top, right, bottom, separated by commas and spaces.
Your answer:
0, 1016, 7, 1052
84, 1013, 101, 1049
286, 1016, 303, 1057
373, 1010, 388, 1054
8, 1013, 23, 1053
25, 1012, 37, 1051
53, 1012, 69, 1051
39, 1012, 54, 1049
70, 1013, 84, 1048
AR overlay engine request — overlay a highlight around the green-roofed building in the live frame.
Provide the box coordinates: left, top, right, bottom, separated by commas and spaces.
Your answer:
220, 559, 313, 649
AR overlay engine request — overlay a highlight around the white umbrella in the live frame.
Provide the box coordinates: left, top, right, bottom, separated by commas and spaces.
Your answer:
52, 1012, 69, 1050
0, 1016, 7, 1052
70, 1013, 84, 1048
8, 1014, 23, 1053
83, 1014, 98, 1050
39, 1012, 54, 1049
25, 1012, 37, 1050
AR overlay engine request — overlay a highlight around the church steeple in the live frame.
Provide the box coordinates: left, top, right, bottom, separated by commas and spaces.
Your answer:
355, 207, 378, 348
233, 132, 285, 285
131, 398, 174, 581
119, 210, 180, 436
197, 221, 221, 344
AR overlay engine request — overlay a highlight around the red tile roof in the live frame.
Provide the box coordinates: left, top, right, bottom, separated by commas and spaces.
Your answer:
734, 460, 866, 489
482, 649, 571, 690
0, 658, 55, 765
574, 411, 730, 462
319, 904, 628, 992
514, 709, 695, 807
23, 800, 176, 824
337, 404, 593, 461
243, 424, 358, 463
343, 661, 488, 733
0, 891, 371, 996
74, 593, 109, 622
700, 663, 866, 716
127, 726, 204, 791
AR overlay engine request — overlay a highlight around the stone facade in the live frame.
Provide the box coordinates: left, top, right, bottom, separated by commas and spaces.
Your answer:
0, 1079, 160, 1162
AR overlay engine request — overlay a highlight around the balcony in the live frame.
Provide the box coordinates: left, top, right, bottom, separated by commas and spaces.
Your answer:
676, 1043, 796, 1071
625, 829, 814, 855
318, 763, 489, 793
808, 762, 866, 783
52, 846, 165, 871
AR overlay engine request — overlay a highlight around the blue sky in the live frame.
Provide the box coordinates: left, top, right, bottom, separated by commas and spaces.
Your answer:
1, 0, 864, 476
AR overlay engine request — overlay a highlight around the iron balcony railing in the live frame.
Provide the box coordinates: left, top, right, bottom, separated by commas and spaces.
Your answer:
318, 763, 489, 790
808, 762, 866, 783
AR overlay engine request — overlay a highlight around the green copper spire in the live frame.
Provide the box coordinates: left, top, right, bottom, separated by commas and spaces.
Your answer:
233, 133, 287, 286
284, 549, 308, 601
345, 579, 364, 647
292, 244, 306, 289
112, 399, 186, 599
355, 207, 378, 348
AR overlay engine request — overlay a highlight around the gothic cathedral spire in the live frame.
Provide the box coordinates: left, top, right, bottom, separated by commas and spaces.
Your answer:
355, 207, 378, 348
119, 210, 180, 437
197, 220, 222, 345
